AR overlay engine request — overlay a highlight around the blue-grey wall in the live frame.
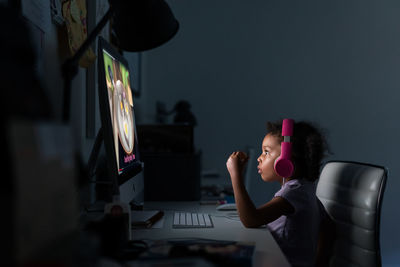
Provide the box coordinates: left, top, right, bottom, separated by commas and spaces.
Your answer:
139, 0, 400, 265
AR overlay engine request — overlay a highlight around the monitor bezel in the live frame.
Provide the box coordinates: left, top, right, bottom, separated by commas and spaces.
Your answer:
97, 37, 142, 187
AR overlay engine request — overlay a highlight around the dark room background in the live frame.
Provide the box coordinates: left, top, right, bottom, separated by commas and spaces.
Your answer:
26, 0, 400, 265
140, 1, 400, 265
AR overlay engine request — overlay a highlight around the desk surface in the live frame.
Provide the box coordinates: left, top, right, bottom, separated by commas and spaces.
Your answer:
132, 201, 290, 267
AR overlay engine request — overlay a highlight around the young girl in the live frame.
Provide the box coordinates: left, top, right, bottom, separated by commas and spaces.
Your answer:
226, 119, 330, 267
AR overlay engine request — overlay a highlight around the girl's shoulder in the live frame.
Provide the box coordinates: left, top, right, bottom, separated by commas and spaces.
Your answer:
283, 179, 302, 190
279, 179, 316, 197
284, 178, 314, 188
277, 179, 319, 212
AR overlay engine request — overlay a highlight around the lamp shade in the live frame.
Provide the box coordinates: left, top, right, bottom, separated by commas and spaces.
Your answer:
110, 0, 179, 52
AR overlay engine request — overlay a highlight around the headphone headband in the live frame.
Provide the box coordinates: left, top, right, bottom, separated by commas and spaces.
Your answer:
282, 118, 294, 137
274, 118, 294, 178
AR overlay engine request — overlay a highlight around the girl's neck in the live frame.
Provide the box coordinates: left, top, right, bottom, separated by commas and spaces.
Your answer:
281, 177, 295, 186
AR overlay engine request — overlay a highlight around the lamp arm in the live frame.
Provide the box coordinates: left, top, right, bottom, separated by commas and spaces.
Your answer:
62, 6, 114, 122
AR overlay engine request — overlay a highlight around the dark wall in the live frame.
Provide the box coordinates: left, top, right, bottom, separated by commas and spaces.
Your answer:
142, 0, 400, 264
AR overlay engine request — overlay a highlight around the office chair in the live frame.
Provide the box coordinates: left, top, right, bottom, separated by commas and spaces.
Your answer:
316, 161, 387, 267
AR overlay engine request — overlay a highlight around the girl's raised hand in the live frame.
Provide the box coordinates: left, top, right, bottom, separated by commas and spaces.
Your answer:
226, 151, 249, 183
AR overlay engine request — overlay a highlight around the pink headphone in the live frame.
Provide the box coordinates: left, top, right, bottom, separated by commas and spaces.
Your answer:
274, 118, 294, 178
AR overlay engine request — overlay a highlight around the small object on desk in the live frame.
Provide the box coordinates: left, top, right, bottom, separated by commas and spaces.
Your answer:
199, 199, 222, 205
130, 238, 255, 266
104, 195, 132, 241
131, 210, 164, 229
216, 203, 237, 211
173, 212, 213, 228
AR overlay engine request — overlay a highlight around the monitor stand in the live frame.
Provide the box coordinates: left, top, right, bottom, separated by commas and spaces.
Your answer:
86, 128, 144, 211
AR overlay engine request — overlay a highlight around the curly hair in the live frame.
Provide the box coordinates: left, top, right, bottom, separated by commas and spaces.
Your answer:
266, 120, 330, 182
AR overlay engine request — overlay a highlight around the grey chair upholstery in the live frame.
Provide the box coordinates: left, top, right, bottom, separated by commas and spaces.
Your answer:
316, 161, 387, 267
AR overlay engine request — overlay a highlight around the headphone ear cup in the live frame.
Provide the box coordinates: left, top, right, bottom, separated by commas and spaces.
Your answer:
274, 141, 294, 177
274, 157, 294, 178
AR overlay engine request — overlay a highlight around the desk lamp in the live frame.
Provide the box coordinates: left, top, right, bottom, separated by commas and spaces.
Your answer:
62, 0, 179, 122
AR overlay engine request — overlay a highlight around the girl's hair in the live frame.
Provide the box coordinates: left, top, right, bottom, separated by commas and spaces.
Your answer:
267, 120, 330, 182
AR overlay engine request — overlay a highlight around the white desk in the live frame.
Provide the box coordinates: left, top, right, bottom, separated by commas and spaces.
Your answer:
132, 201, 290, 267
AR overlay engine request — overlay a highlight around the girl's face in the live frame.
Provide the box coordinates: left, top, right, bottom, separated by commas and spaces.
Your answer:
257, 133, 282, 182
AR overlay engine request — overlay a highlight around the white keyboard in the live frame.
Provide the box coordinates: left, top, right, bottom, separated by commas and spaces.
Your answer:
173, 212, 213, 228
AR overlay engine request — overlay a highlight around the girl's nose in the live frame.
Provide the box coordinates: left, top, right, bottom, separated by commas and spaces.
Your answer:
257, 156, 262, 163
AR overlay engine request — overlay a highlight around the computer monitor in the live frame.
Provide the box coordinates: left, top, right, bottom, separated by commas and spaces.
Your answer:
97, 37, 143, 204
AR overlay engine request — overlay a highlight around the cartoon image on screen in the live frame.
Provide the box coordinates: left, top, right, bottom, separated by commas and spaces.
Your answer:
114, 79, 134, 153
103, 50, 136, 173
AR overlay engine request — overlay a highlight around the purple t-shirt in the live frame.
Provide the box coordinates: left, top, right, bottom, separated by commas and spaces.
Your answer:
267, 179, 325, 267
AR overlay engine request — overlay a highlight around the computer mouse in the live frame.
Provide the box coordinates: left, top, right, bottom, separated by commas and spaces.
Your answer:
216, 203, 237, 211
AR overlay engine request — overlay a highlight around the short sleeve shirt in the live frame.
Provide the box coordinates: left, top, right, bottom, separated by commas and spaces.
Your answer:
267, 179, 325, 267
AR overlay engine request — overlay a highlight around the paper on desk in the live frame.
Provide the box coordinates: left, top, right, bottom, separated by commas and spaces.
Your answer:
131, 210, 164, 229
149, 217, 164, 229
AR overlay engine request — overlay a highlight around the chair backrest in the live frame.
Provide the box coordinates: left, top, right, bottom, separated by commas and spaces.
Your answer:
316, 161, 387, 267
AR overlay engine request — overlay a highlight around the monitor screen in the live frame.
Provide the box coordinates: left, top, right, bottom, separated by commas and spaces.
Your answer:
97, 37, 142, 188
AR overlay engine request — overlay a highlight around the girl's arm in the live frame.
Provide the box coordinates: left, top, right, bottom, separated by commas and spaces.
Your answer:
232, 177, 293, 228
227, 151, 293, 228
